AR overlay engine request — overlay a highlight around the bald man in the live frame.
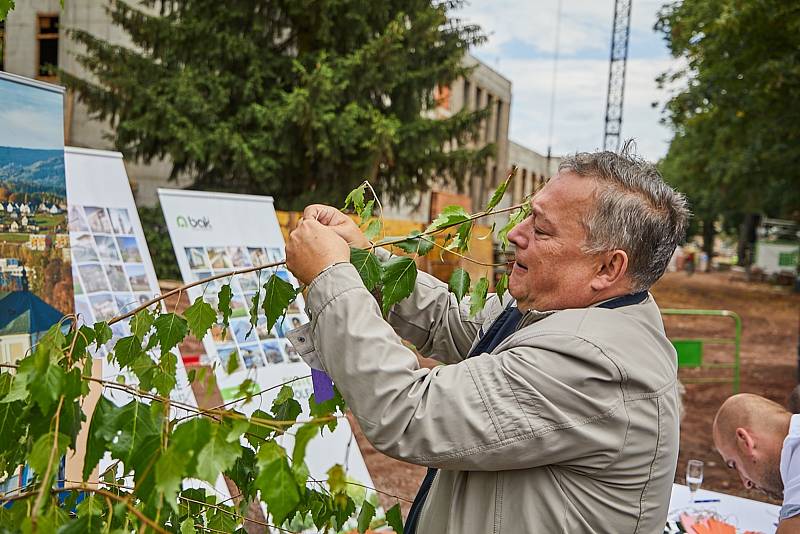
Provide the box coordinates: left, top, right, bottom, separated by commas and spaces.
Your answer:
712, 393, 800, 533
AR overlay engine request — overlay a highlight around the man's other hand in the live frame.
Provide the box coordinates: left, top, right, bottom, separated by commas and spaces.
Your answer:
286, 218, 350, 285
303, 204, 371, 249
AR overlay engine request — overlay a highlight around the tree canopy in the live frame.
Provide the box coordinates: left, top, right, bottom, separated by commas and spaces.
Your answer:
63, 0, 492, 210
655, 0, 800, 244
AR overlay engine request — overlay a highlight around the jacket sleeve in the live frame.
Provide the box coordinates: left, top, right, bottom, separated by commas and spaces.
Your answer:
369, 247, 492, 364
304, 263, 627, 472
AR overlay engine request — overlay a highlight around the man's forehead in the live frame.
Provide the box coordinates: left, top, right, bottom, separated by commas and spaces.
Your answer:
532, 172, 598, 218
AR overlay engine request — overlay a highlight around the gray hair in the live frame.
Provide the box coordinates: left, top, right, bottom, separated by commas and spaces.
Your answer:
558, 141, 690, 291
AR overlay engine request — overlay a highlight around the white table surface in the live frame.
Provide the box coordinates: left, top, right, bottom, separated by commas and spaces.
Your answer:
670, 483, 781, 533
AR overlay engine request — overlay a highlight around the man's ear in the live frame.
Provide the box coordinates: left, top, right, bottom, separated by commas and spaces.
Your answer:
590, 249, 629, 292
736, 427, 757, 458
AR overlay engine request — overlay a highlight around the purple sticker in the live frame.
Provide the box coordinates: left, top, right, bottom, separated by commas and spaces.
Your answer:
311, 368, 335, 402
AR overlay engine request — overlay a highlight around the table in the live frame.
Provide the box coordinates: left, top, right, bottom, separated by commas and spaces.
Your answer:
669, 483, 781, 533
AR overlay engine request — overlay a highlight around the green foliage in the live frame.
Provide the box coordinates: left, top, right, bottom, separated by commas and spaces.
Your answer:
449, 268, 470, 303
350, 248, 383, 292
655, 0, 800, 242
386, 503, 405, 534
495, 273, 509, 303
62, 0, 491, 210
262, 274, 298, 331
184, 297, 216, 340
392, 230, 435, 256
379, 256, 418, 315
469, 277, 489, 318
0, 1, 15, 22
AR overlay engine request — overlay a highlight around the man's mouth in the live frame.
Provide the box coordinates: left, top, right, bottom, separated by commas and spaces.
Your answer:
513, 260, 528, 272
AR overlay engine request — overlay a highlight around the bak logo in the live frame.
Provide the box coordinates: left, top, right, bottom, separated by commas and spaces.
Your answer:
176, 215, 212, 230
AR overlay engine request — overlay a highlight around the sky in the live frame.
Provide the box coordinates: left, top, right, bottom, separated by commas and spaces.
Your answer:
456, 0, 681, 161
0, 77, 65, 150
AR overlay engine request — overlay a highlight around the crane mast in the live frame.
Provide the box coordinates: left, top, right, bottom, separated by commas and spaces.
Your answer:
603, 0, 632, 152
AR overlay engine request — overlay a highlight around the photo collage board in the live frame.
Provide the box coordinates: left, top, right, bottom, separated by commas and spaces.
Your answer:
69, 204, 149, 344
182, 244, 306, 372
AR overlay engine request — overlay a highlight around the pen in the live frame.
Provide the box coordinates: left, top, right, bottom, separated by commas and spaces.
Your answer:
692, 499, 721, 503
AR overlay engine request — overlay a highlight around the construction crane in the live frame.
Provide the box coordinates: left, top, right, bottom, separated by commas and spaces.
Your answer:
603, 0, 633, 152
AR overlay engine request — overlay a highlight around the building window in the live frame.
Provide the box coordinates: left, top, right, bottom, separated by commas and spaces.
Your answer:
36, 14, 59, 79
463, 79, 471, 109
0, 21, 5, 72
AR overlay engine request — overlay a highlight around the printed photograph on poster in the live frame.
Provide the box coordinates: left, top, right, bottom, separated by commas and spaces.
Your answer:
68, 202, 151, 348
0, 75, 72, 314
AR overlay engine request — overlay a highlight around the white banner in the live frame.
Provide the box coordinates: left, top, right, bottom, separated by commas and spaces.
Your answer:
158, 189, 375, 489
66, 149, 230, 499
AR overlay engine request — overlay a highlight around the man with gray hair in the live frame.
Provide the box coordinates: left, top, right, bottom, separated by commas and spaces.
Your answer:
285, 144, 689, 533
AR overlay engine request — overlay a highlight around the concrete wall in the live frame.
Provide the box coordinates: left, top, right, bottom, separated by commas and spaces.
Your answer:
507, 140, 561, 205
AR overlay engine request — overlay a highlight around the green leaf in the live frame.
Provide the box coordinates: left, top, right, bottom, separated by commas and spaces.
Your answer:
248, 288, 261, 335
196, 427, 241, 483
498, 204, 530, 250
386, 503, 404, 534
360, 199, 375, 222
225, 349, 240, 374
185, 297, 216, 341
344, 183, 366, 213
380, 256, 417, 315
469, 277, 490, 318
257, 456, 301, 525
113, 335, 143, 367
445, 221, 473, 253
486, 169, 514, 211
180, 517, 196, 534
495, 273, 509, 302
29, 431, 70, 480
448, 268, 471, 302
129, 309, 154, 340
349, 248, 382, 291
0, 2, 16, 26
391, 230, 435, 256
425, 205, 470, 233
357, 500, 376, 534
152, 351, 178, 396
271, 385, 302, 425
94, 322, 113, 350
218, 284, 233, 330
262, 274, 297, 331
156, 446, 189, 511
363, 218, 382, 241
152, 313, 188, 355
327, 464, 347, 493
292, 422, 319, 467
30, 361, 65, 413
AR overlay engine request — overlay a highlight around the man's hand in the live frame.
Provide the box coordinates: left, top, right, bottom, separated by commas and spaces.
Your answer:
303, 204, 371, 249
286, 218, 350, 285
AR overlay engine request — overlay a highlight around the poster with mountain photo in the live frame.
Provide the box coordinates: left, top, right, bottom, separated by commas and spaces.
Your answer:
0, 73, 72, 314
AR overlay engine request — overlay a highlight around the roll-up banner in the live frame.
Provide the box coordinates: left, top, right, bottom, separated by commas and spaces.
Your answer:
158, 189, 375, 488
0, 72, 72, 317
65, 148, 229, 498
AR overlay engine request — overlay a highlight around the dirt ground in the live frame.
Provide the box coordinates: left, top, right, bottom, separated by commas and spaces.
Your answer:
348, 271, 800, 514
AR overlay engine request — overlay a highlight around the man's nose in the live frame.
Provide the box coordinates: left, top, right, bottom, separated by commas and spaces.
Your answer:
507, 223, 526, 249
739, 473, 755, 489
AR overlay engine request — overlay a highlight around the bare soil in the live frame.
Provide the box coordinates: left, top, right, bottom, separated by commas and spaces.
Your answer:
348, 271, 800, 513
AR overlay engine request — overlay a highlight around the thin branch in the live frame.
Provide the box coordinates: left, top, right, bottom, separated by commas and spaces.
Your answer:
1, 485, 169, 534
32, 395, 65, 519
421, 236, 510, 267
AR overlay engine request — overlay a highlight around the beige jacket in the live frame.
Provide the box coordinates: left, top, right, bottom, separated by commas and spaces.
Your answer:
288, 262, 680, 534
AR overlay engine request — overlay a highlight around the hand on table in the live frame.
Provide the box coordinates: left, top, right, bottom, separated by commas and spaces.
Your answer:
286, 217, 350, 285
302, 204, 371, 249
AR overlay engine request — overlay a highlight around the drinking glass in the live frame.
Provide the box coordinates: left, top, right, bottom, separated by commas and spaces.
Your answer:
686, 459, 704, 504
